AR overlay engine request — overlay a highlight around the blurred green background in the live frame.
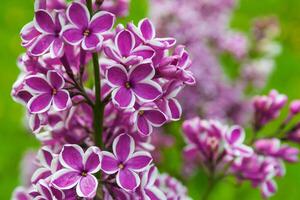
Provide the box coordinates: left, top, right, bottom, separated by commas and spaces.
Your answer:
1, 0, 300, 199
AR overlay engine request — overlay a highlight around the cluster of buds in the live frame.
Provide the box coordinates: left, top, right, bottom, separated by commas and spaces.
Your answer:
11, 0, 194, 199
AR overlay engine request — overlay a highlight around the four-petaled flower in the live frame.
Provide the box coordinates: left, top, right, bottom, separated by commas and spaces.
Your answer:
62, 1, 115, 51
30, 10, 65, 57
132, 105, 167, 136
104, 29, 155, 66
106, 62, 162, 108
51, 145, 101, 198
128, 18, 176, 49
101, 134, 153, 191
25, 70, 71, 113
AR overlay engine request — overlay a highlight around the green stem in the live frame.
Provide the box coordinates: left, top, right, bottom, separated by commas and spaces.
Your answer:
202, 175, 215, 200
92, 52, 104, 148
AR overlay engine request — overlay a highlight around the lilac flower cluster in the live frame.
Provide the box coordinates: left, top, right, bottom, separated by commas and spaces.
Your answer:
150, 0, 281, 124
182, 89, 300, 199
11, 0, 193, 199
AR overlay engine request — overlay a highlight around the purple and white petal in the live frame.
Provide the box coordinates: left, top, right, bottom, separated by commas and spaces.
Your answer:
47, 70, 64, 89
76, 174, 98, 198
129, 62, 155, 83
34, 10, 55, 34
126, 151, 152, 172
82, 34, 103, 51
62, 25, 84, 45
111, 87, 135, 108
53, 90, 71, 111
113, 134, 135, 162
115, 30, 135, 57
139, 18, 155, 40
30, 34, 55, 56
168, 98, 182, 121
144, 109, 167, 127
137, 115, 152, 136
116, 169, 140, 191
106, 64, 128, 87
59, 144, 84, 171
67, 2, 89, 28
25, 75, 52, 93
90, 11, 115, 33
133, 81, 162, 102
51, 169, 81, 190
27, 93, 52, 114
84, 146, 101, 174
100, 152, 119, 174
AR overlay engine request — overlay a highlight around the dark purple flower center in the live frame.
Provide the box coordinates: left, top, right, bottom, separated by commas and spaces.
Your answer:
207, 137, 219, 151
81, 171, 88, 177
83, 29, 90, 36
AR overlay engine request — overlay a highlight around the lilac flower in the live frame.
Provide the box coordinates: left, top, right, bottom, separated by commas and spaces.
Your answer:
62, 1, 115, 51
101, 134, 153, 191
182, 117, 252, 171
104, 29, 155, 66
25, 70, 71, 113
156, 81, 183, 121
106, 62, 162, 108
132, 105, 167, 136
101, 0, 130, 17
138, 165, 166, 200
30, 180, 64, 200
51, 145, 101, 198
253, 90, 287, 128
225, 126, 253, 158
29, 10, 65, 57
31, 147, 55, 184
128, 18, 175, 49
255, 139, 299, 163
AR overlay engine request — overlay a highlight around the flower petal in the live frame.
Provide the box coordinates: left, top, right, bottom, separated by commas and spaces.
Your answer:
100, 151, 119, 174
139, 18, 155, 40
227, 126, 245, 145
111, 87, 135, 108
145, 187, 166, 200
62, 25, 83, 45
67, 2, 89, 28
34, 10, 55, 34
129, 62, 155, 83
144, 109, 167, 127
59, 144, 84, 171
50, 38, 64, 58
90, 11, 115, 33
132, 45, 155, 59
168, 98, 182, 121
51, 169, 81, 190
106, 65, 128, 87
30, 34, 55, 56
25, 75, 52, 93
76, 174, 98, 198
116, 169, 140, 191
53, 90, 70, 111
126, 151, 152, 172
31, 168, 52, 184
116, 30, 135, 57
113, 134, 135, 162
27, 93, 52, 114
84, 146, 101, 174
37, 147, 53, 168
82, 34, 103, 51
47, 70, 64, 89
133, 81, 162, 102
137, 115, 152, 136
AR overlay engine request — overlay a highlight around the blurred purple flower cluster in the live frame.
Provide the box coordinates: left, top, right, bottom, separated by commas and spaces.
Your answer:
150, 0, 281, 124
